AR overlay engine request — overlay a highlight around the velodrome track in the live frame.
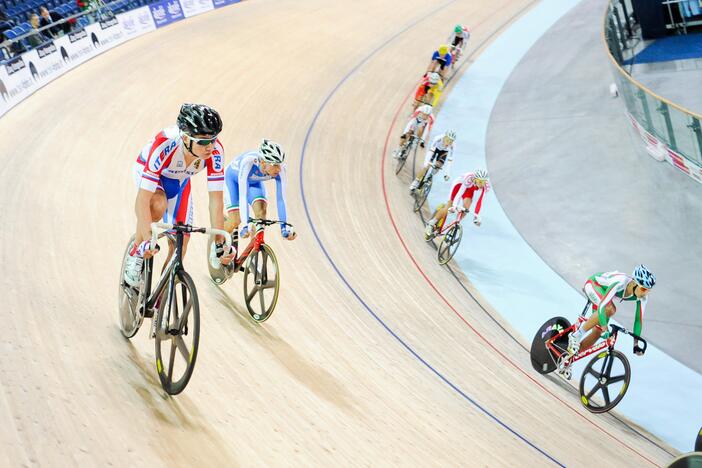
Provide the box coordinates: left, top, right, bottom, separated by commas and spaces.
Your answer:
0, 0, 679, 465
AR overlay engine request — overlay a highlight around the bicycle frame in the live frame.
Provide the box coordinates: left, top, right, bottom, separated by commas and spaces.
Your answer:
141, 231, 184, 318
438, 209, 465, 236
233, 226, 266, 269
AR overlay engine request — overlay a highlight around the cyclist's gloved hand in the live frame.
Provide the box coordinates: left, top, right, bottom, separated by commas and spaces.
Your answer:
419, 140, 425, 148
282, 225, 296, 240
135, 240, 159, 258
444, 174, 450, 182
473, 214, 481, 226
633, 341, 645, 356
600, 331, 611, 340
240, 225, 250, 239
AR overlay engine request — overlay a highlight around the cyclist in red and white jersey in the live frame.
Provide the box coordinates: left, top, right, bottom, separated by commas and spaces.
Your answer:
393, 105, 434, 158
123, 103, 233, 287
424, 169, 489, 239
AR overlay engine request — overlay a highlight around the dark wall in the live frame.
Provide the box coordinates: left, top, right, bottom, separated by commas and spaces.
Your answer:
631, 0, 667, 39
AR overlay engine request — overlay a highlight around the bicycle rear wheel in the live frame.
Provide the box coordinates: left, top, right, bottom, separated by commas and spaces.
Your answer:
243, 244, 280, 322
437, 224, 463, 265
394, 145, 409, 175
118, 236, 141, 339
413, 176, 433, 212
579, 349, 631, 413
530, 317, 571, 374
154, 270, 200, 395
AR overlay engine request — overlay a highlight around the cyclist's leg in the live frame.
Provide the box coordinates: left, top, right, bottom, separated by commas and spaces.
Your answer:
248, 182, 267, 221
580, 302, 616, 350
223, 165, 241, 234
162, 179, 193, 263
132, 163, 168, 246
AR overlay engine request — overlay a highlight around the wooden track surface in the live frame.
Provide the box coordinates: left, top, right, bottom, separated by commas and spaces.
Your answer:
0, 0, 677, 465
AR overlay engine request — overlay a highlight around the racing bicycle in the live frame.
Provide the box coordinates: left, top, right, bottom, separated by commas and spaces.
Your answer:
411, 161, 441, 212
424, 207, 467, 265
394, 134, 423, 175
118, 222, 231, 395
530, 302, 648, 413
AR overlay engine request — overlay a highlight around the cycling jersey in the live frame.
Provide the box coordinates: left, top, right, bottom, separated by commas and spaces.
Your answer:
448, 29, 470, 48
224, 150, 288, 230
133, 125, 225, 225
449, 172, 490, 214
414, 76, 444, 107
583, 271, 646, 336
402, 110, 435, 142
431, 50, 452, 68
423, 133, 455, 178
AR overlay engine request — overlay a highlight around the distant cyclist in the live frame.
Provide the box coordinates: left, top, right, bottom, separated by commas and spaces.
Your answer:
447, 24, 470, 65
424, 169, 489, 239
427, 44, 452, 80
124, 103, 233, 288
409, 130, 456, 193
394, 104, 434, 157
567, 266, 655, 356
413, 72, 444, 110
223, 139, 297, 255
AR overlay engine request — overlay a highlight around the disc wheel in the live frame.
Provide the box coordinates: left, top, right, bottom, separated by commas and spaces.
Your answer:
579, 349, 631, 413
437, 223, 463, 265
243, 244, 280, 323
413, 176, 433, 212
530, 317, 571, 374
154, 270, 200, 395
118, 236, 141, 339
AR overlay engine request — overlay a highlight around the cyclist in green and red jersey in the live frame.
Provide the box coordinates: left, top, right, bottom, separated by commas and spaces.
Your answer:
567, 265, 656, 356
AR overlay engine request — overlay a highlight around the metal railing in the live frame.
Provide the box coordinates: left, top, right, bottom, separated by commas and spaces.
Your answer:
604, 0, 702, 173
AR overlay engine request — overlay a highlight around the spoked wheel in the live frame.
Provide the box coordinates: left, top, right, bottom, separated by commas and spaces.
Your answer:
530, 317, 571, 374
394, 145, 409, 175
243, 244, 280, 322
154, 270, 200, 395
579, 349, 631, 413
437, 224, 463, 265
118, 236, 141, 339
413, 177, 433, 212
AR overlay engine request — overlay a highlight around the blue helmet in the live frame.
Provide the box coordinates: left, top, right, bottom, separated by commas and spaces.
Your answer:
632, 264, 656, 289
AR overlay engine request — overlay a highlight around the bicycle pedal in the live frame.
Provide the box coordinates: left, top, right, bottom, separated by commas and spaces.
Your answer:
167, 328, 180, 336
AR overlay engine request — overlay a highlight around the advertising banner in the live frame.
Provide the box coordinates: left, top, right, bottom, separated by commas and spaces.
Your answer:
149, 0, 184, 28
56, 27, 98, 70
212, 0, 239, 9
180, 0, 214, 17
118, 6, 156, 39
24, 40, 70, 86
0, 56, 37, 110
85, 16, 127, 50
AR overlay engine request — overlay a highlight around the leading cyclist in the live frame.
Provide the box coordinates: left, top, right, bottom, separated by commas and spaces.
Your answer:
567, 266, 656, 356
124, 103, 233, 287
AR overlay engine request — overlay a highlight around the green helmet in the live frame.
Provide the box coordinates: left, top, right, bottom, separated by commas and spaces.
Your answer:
454, 24, 463, 34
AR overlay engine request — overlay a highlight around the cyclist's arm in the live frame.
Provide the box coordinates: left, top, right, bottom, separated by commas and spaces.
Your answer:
633, 296, 646, 337
452, 184, 468, 209
595, 282, 621, 328
444, 145, 455, 179
275, 166, 288, 225
238, 157, 254, 230
420, 115, 434, 141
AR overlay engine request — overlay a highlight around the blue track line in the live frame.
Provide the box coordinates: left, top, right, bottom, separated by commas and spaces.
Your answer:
297, 3, 564, 466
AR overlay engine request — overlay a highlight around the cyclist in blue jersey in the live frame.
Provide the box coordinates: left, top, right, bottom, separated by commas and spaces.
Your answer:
223, 139, 297, 254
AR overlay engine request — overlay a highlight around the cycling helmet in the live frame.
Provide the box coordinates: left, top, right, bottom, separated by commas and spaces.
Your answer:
259, 139, 285, 164
417, 104, 433, 115
444, 130, 457, 141
438, 44, 449, 56
473, 169, 489, 181
454, 24, 463, 34
428, 72, 441, 85
177, 103, 222, 137
632, 264, 656, 289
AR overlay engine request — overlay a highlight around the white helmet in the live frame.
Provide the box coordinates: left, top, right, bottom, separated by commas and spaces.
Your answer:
417, 104, 433, 115
444, 130, 457, 141
473, 169, 489, 181
428, 72, 440, 85
259, 139, 285, 164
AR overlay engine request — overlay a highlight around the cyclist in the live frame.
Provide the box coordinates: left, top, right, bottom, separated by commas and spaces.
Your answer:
427, 44, 453, 80
409, 130, 457, 193
424, 169, 489, 239
124, 103, 233, 287
413, 72, 444, 110
447, 24, 471, 64
393, 104, 435, 158
223, 139, 297, 255
567, 266, 655, 356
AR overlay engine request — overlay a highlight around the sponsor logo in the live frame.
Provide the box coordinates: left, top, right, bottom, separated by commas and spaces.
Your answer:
68, 29, 88, 43
182, 0, 193, 7
29, 62, 38, 81
139, 10, 152, 25
61, 46, 70, 62
151, 5, 166, 21
99, 16, 119, 29
540, 322, 564, 339
193, 159, 201, 170
91, 32, 100, 48
167, 0, 182, 15
36, 41, 57, 59
176, 160, 184, 167
122, 16, 136, 32
212, 153, 222, 170
5, 57, 26, 76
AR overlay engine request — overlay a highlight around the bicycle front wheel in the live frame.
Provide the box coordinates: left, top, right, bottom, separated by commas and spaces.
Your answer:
394, 145, 409, 175
243, 244, 280, 322
118, 236, 141, 339
437, 224, 463, 265
413, 177, 433, 212
579, 349, 631, 413
154, 270, 200, 395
